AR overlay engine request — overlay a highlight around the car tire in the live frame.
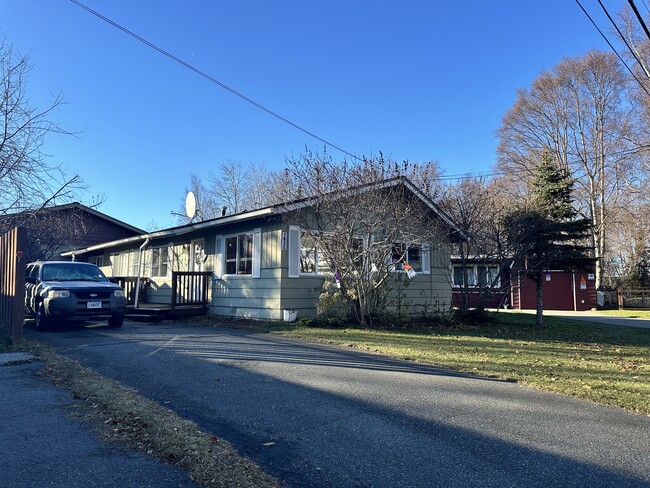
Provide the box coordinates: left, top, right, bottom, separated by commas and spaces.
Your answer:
35, 303, 52, 331
108, 314, 124, 328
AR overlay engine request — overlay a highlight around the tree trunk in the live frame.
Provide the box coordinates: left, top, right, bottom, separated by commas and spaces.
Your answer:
535, 271, 544, 327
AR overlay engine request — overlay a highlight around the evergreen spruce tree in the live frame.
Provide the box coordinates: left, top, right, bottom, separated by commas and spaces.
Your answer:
505, 153, 593, 326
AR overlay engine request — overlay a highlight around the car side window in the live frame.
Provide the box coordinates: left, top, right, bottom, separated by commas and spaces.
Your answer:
30, 265, 40, 280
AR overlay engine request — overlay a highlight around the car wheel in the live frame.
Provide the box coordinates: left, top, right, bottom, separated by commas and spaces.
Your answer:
35, 303, 52, 331
108, 314, 124, 328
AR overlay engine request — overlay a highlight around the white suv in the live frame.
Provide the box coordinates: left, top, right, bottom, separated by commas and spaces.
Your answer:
25, 261, 127, 330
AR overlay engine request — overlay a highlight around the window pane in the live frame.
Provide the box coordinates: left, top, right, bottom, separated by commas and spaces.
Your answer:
317, 250, 331, 273
226, 237, 237, 260
152, 249, 160, 276
391, 243, 404, 264
477, 266, 488, 287
407, 246, 422, 272
237, 233, 253, 275
453, 266, 464, 287
226, 237, 237, 274
161, 247, 169, 276
300, 232, 316, 273
467, 267, 476, 286
488, 266, 500, 287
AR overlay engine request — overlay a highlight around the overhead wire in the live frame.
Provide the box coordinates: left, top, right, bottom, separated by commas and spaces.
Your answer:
628, 0, 650, 41
575, 0, 650, 96
597, 0, 650, 77
642, 0, 650, 15
68, 0, 362, 161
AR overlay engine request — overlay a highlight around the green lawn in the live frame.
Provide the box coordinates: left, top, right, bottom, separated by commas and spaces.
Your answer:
259, 312, 650, 415
592, 309, 650, 319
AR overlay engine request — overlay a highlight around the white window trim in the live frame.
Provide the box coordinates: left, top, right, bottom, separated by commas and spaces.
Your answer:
219, 229, 261, 278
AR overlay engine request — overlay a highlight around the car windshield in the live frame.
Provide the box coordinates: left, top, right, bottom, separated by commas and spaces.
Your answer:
41, 263, 109, 282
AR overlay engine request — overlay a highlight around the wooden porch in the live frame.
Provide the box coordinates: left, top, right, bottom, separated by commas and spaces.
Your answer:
112, 271, 212, 321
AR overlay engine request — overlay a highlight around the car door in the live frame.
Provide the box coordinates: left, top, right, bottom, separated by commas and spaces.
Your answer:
24, 264, 40, 315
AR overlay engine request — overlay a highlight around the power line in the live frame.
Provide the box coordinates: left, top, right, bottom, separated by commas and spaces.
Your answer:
68, 0, 362, 161
575, 0, 650, 97
597, 0, 650, 78
628, 0, 650, 41
642, 0, 650, 16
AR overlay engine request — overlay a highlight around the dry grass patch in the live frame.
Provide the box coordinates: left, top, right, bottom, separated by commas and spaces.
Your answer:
21, 340, 278, 488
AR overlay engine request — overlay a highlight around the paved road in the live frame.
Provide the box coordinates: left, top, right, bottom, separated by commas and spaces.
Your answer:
0, 356, 195, 488
510, 309, 650, 329
28, 321, 650, 488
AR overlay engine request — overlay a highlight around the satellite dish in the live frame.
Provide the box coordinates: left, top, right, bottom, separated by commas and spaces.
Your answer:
185, 191, 197, 219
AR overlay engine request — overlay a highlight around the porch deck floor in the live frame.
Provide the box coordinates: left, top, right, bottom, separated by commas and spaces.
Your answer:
126, 303, 207, 319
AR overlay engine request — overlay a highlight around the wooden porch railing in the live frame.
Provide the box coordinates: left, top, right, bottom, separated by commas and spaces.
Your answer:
171, 271, 212, 313
111, 276, 149, 305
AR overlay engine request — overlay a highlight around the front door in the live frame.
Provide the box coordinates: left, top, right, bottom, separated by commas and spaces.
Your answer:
190, 239, 206, 272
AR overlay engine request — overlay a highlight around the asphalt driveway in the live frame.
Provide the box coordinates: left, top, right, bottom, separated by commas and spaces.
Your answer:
28, 321, 650, 488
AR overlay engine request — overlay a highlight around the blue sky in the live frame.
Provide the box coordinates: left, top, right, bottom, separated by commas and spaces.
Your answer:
0, 1, 629, 230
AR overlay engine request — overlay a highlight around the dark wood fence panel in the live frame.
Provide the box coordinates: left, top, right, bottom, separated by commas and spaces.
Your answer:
111, 276, 149, 305
0, 227, 26, 342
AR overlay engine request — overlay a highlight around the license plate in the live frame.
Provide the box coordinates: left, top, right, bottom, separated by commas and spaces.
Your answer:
87, 301, 102, 309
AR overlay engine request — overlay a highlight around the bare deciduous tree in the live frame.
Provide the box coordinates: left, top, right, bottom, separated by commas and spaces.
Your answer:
496, 51, 638, 288
281, 151, 455, 326
438, 177, 511, 312
0, 41, 83, 216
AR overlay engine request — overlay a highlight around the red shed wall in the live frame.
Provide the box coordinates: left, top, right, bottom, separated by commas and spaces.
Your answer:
512, 270, 596, 311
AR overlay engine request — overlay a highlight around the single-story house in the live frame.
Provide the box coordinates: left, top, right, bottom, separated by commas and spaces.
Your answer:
63, 177, 463, 320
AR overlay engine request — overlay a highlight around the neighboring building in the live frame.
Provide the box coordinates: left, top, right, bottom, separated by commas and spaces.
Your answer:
510, 268, 597, 311
450, 257, 597, 311
450, 257, 510, 309
64, 178, 462, 321
1, 202, 143, 260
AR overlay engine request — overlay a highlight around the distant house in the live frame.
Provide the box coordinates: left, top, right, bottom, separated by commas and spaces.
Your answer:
0, 202, 143, 261
450, 257, 510, 309
63, 178, 462, 321
450, 256, 596, 311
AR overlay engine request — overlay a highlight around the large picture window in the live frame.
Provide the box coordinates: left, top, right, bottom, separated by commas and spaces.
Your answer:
300, 232, 331, 274
452, 264, 500, 288
226, 233, 254, 275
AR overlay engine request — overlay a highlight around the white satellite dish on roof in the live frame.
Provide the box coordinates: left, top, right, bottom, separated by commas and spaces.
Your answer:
185, 191, 197, 220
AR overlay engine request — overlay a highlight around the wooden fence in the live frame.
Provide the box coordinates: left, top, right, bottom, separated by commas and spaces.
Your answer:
617, 288, 650, 309
0, 227, 26, 342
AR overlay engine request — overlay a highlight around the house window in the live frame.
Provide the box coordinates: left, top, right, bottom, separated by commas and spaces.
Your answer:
150, 246, 170, 277
452, 264, 500, 288
89, 256, 104, 268
300, 232, 331, 274
225, 233, 254, 275
129, 250, 140, 276
391, 243, 423, 272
